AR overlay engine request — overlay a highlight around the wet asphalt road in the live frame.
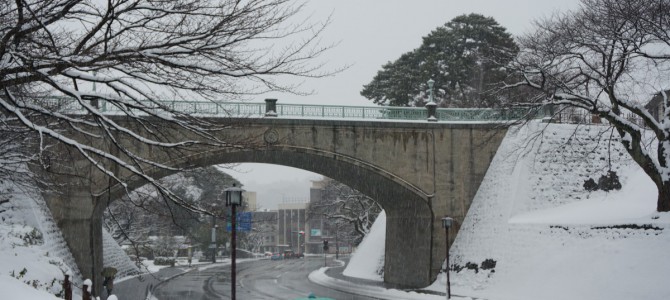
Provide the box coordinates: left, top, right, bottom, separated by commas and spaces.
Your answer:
150, 257, 377, 300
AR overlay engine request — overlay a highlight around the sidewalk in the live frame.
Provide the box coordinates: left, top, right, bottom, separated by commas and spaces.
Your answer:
310, 257, 477, 300
114, 266, 187, 300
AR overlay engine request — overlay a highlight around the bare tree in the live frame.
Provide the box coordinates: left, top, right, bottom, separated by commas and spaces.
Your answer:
309, 178, 382, 245
504, 0, 670, 211
103, 166, 240, 259
239, 212, 276, 253
0, 0, 335, 212
0, 116, 35, 186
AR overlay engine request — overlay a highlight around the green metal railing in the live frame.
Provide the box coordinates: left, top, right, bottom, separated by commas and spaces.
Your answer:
33, 97, 539, 122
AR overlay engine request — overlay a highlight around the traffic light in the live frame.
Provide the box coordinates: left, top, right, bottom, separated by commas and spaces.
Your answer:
323, 240, 329, 251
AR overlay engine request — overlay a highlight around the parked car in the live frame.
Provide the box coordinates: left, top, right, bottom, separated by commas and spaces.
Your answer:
283, 250, 295, 259
294, 252, 305, 258
271, 253, 283, 261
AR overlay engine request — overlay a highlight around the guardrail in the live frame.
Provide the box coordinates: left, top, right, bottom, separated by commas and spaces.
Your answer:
35, 97, 542, 122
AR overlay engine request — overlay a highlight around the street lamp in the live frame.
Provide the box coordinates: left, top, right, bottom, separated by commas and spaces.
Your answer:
224, 183, 244, 300
442, 217, 454, 299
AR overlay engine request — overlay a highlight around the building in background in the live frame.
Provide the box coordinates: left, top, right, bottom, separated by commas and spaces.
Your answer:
305, 179, 331, 254
277, 200, 308, 253
244, 191, 258, 211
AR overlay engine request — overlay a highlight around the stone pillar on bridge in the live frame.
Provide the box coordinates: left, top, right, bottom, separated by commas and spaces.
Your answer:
264, 98, 278, 117
37, 140, 114, 297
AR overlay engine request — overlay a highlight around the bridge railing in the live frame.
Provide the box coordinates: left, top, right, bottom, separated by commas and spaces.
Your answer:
33, 97, 543, 122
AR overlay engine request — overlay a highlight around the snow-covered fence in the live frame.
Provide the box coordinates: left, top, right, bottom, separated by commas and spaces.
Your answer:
547, 105, 646, 127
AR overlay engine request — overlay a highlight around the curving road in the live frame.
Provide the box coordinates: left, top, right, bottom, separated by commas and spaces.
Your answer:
151, 257, 378, 300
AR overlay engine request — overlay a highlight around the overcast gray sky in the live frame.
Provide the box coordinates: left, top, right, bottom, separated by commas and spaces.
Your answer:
225, 0, 581, 210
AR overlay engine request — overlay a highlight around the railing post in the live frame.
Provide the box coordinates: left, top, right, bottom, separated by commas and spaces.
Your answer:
265, 99, 278, 117
63, 274, 72, 300
82, 279, 92, 300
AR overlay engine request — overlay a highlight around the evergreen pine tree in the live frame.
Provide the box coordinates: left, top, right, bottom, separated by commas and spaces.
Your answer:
361, 14, 518, 108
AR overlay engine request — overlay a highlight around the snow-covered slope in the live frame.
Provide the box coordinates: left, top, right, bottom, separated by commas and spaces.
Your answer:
0, 181, 81, 298
437, 122, 670, 300
102, 229, 140, 278
342, 211, 386, 280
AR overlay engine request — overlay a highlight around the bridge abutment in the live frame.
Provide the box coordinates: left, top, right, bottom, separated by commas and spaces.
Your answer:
42, 178, 106, 296
384, 214, 434, 287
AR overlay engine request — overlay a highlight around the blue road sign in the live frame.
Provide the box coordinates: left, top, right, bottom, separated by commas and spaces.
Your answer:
226, 212, 252, 232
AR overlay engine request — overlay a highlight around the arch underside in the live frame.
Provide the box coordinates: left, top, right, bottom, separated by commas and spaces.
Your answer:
103, 146, 436, 287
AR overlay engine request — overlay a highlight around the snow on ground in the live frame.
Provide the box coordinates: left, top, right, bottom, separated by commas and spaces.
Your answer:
0, 274, 60, 299
311, 262, 451, 300
342, 211, 386, 280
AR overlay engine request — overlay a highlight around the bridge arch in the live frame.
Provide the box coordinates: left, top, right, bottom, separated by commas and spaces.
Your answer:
102, 146, 435, 287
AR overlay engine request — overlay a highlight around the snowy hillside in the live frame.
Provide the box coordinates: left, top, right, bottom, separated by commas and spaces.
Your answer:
0, 181, 81, 298
0, 179, 141, 299
437, 122, 670, 300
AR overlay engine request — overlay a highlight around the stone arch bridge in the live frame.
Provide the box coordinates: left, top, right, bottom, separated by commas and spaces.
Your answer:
41, 101, 508, 292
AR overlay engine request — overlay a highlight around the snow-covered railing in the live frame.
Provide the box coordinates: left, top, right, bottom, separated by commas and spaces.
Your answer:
36, 97, 544, 122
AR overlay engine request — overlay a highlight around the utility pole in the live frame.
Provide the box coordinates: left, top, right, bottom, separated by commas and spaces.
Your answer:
335, 224, 339, 260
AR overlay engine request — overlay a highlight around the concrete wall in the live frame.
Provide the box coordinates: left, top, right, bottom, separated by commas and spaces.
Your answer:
42, 117, 506, 289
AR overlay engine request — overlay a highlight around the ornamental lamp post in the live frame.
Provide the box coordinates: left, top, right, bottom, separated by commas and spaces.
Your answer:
442, 217, 454, 299
224, 183, 244, 300
426, 79, 438, 122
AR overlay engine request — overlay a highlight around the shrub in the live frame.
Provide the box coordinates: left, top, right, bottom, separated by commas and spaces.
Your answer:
153, 257, 175, 266
583, 178, 598, 192
465, 262, 479, 273
598, 171, 622, 191
480, 259, 496, 270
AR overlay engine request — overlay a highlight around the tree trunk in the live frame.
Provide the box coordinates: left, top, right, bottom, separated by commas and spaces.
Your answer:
658, 181, 670, 212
